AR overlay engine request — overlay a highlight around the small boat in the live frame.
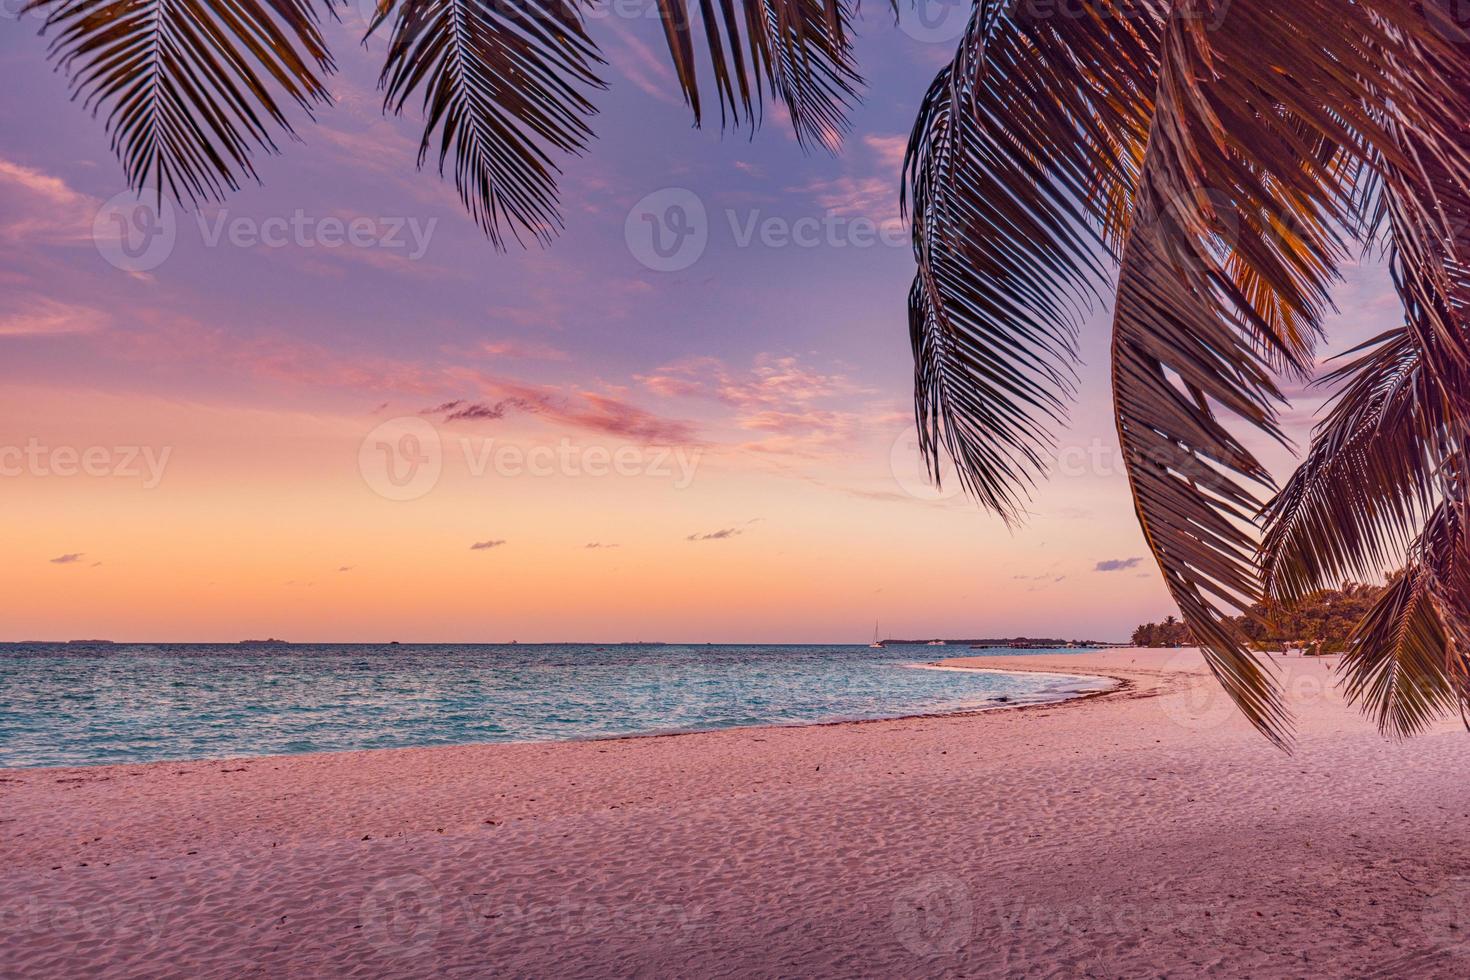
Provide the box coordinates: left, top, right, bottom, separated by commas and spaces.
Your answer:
926, 639, 947, 646
869, 618, 884, 648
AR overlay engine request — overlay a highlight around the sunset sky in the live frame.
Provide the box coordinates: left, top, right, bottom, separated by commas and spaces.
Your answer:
0, 7, 1405, 642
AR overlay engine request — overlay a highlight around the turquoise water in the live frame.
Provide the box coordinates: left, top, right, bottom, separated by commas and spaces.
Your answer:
0, 643, 1110, 768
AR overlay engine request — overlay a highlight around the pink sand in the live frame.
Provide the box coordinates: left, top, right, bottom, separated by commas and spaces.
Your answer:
3, 648, 1469, 977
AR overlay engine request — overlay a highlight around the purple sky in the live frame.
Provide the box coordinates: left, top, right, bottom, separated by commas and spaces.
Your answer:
0, 7, 1405, 642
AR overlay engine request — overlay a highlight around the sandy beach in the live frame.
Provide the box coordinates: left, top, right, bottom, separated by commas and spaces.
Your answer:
3, 647, 1469, 977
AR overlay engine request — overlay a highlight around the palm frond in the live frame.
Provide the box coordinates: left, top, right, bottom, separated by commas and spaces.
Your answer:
651, 0, 859, 150
903, 1, 1162, 523
373, 0, 605, 248
1260, 328, 1443, 603
1341, 498, 1470, 738
1106, 0, 1453, 746
27, 0, 334, 205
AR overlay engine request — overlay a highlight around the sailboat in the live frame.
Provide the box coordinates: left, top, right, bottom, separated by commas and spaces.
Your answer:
869, 619, 884, 648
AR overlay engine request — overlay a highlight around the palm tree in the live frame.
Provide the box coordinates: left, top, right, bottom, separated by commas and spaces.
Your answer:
22, 0, 1470, 744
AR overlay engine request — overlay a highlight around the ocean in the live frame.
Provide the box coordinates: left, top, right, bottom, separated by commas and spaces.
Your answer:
0, 643, 1111, 768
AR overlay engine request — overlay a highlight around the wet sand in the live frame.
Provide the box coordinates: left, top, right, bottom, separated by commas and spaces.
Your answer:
2, 647, 1468, 977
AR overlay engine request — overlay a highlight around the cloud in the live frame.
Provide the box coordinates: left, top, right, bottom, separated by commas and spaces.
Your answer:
0, 156, 98, 245
584, 542, 620, 549
863, 134, 908, 174
338, 566, 353, 572
1094, 557, 1144, 572
0, 298, 110, 337
637, 353, 873, 453
421, 398, 530, 423
470, 540, 506, 550
687, 528, 742, 541
465, 376, 700, 444
641, 353, 866, 410
49, 553, 85, 565
474, 339, 570, 361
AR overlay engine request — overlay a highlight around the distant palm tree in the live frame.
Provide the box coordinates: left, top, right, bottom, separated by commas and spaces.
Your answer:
23, 0, 1470, 744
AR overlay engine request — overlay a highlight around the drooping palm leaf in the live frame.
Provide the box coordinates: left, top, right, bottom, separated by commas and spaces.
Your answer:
903, 0, 1162, 523
1104, 0, 1458, 746
372, 0, 605, 248
1260, 328, 1444, 603
1341, 497, 1470, 738
651, 0, 859, 150
27, 0, 334, 204
1262, 25, 1470, 614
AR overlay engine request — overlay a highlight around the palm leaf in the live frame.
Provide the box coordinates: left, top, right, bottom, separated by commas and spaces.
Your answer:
1341, 498, 1470, 738
27, 0, 334, 204
903, 1, 1162, 523
1105, 0, 1454, 746
372, 0, 605, 248
1260, 328, 1444, 603
651, 0, 859, 150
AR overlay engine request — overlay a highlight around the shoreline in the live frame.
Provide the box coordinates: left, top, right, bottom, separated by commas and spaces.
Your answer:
0, 657, 1125, 775
5, 647, 1469, 977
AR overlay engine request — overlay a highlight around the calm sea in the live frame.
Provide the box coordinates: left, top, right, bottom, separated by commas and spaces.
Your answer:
0, 643, 1111, 768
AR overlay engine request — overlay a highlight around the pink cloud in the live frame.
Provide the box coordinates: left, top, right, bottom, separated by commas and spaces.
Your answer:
474, 338, 571, 361
465, 375, 701, 445
863, 134, 908, 174
0, 297, 109, 337
0, 156, 99, 245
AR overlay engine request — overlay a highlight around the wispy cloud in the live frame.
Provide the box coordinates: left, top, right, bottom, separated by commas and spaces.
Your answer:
465, 375, 701, 444
470, 539, 507, 550
49, 553, 85, 565
421, 398, 529, 423
474, 338, 570, 361
1094, 557, 1144, 572
584, 542, 620, 549
687, 528, 742, 541
0, 298, 110, 337
0, 156, 98, 245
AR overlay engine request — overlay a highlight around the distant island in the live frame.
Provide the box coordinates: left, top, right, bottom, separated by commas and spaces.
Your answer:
876, 637, 1124, 649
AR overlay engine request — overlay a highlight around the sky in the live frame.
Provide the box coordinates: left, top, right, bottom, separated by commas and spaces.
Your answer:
0, 5, 1406, 643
